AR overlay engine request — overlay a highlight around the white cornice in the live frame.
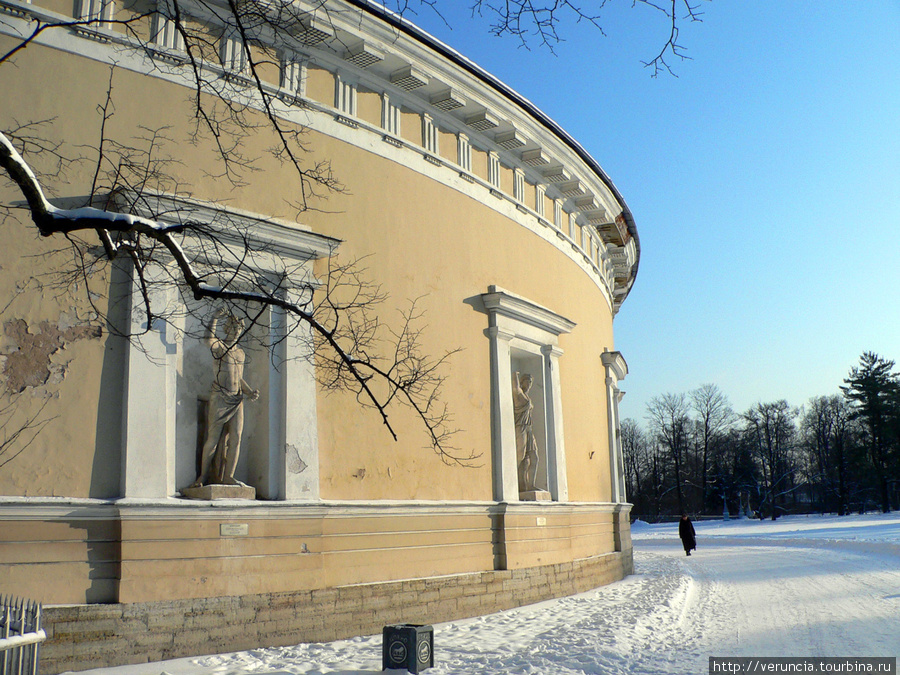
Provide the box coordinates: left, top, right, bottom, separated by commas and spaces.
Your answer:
114, 190, 341, 263
0, 496, 630, 519
0, 0, 636, 309
480, 285, 576, 336
601, 350, 628, 381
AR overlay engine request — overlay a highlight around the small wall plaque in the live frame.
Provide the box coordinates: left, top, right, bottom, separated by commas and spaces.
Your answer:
220, 523, 249, 537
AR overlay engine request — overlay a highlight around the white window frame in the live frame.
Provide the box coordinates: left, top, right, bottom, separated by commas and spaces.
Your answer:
488, 151, 501, 189
422, 113, 439, 155
457, 133, 472, 172
280, 53, 306, 96
220, 30, 248, 75
77, 0, 114, 25
381, 93, 401, 137
335, 73, 357, 117
151, 12, 184, 51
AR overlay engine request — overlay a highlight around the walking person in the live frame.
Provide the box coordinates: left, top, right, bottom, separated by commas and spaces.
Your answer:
679, 514, 697, 556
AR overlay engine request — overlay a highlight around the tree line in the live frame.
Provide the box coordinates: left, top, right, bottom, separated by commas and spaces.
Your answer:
622, 351, 900, 519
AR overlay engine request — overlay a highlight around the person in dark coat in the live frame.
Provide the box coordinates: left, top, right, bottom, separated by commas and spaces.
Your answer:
679, 514, 696, 556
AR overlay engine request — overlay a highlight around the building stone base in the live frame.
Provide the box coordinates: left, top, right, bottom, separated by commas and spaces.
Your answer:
39, 548, 633, 674
180, 484, 256, 500
519, 490, 552, 501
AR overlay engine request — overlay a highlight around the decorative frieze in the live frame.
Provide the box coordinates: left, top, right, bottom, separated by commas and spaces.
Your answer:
344, 39, 384, 68
573, 194, 597, 211
557, 179, 585, 198
582, 207, 610, 225
76, 0, 114, 24
596, 214, 629, 246
297, 14, 333, 45
466, 110, 499, 132
521, 148, 549, 166
457, 133, 472, 173
430, 88, 466, 111
381, 92, 401, 137
391, 64, 428, 90
495, 129, 526, 150
542, 164, 571, 184
553, 200, 563, 230
335, 73, 357, 116
422, 113, 439, 156
488, 151, 501, 189
513, 168, 525, 203
535, 184, 546, 218
3, 0, 636, 307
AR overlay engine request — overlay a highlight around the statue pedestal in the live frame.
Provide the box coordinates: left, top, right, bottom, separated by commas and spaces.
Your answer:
519, 490, 551, 502
181, 484, 256, 501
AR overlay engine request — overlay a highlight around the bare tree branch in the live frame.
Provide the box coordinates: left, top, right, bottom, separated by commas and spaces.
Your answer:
1, 129, 471, 464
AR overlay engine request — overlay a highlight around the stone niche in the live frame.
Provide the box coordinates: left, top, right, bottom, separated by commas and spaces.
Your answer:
118, 192, 339, 501
176, 306, 270, 498
476, 285, 575, 503
510, 349, 550, 499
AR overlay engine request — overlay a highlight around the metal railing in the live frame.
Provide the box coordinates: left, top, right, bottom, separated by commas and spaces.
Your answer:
0, 597, 44, 675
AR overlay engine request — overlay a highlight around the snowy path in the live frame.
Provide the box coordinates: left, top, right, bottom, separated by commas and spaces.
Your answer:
635, 540, 900, 669
75, 515, 900, 675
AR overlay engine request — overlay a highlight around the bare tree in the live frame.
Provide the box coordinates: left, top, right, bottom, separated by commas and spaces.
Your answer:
620, 417, 648, 511
742, 400, 798, 520
0, 0, 484, 465
461, 0, 707, 76
646, 392, 691, 513
690, 383, 733, 512
802, 395, 862, 516
0, 127, 474, 466
1, 0, 707, 467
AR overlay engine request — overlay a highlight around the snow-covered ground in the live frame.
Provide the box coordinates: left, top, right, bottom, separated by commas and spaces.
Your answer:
72, 513, 900, 675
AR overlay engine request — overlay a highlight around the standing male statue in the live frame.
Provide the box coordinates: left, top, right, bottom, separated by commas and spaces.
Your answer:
188, 308, 259, 489
513, 371, 540, 493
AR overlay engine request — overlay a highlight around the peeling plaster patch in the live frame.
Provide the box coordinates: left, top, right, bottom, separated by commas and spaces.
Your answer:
286, 444, 308, 474
2, 318, 102, 393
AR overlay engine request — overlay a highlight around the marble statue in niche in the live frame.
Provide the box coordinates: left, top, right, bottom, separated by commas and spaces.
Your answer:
186, 308, 259, 494
513, 371, 540, 494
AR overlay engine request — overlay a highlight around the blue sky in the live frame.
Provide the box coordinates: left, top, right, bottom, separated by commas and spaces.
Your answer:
407, 1, 900, 421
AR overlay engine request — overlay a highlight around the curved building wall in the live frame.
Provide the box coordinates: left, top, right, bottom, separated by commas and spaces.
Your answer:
0, 0, 637, 670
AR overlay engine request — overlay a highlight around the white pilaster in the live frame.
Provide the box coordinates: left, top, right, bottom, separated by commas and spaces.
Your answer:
479, 287, 575, 503
542, 344, 568, 501
487, 325, 519, 502
601, 350, 628, 504
280, 289, 320, 500
122, 267, 178, 498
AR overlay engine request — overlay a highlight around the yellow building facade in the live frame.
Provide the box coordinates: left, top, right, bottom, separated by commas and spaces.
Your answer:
0, 0, 638, 670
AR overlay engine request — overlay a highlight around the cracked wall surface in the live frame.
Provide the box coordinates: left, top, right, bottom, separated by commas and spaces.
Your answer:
2, 317, 102, 393
0, 208, 123, 497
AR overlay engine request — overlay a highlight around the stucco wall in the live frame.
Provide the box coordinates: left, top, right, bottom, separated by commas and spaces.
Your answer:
0, 7, 634, 667
0, 35, 617, 503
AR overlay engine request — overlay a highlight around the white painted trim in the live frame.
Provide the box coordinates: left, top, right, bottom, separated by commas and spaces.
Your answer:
479, 287, 573, 503
0, 0, 629, 309
601, 350, 628, 503
0, 498, 629, 521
